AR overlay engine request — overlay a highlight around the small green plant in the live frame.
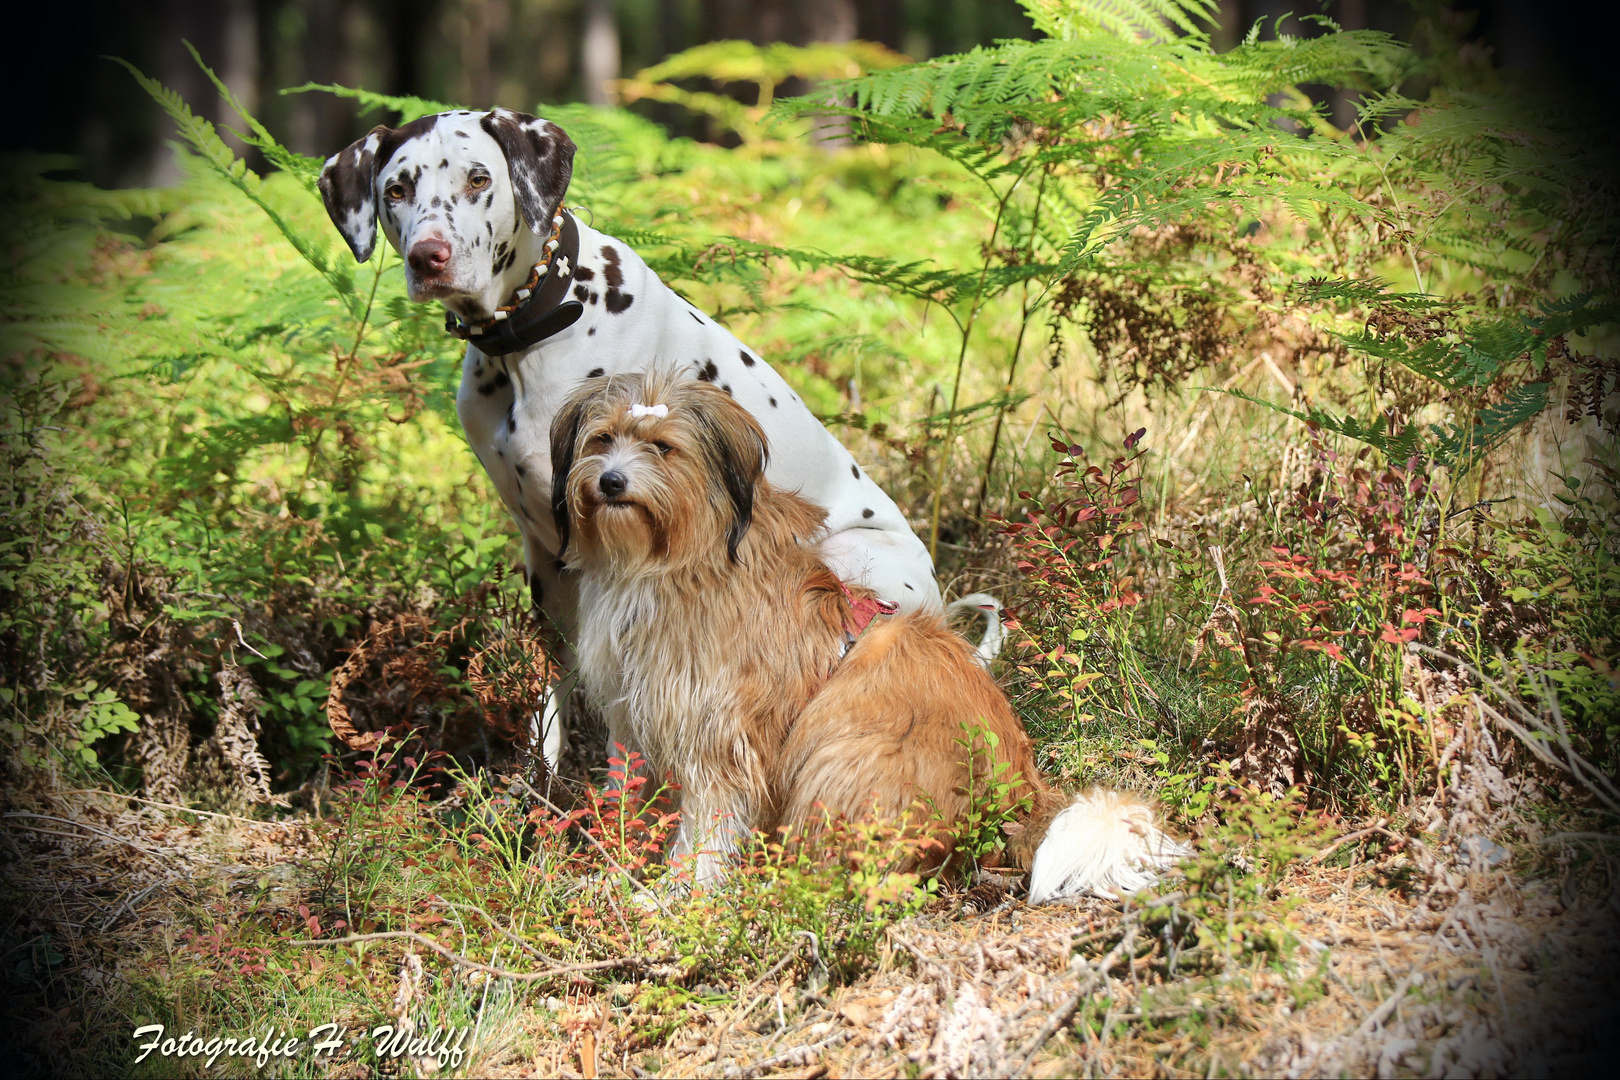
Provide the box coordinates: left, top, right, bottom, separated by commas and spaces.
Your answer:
66, 686, 141, 766
665, 813, 936, 986
1150, 783, 1322, 967
952, 720, 1035, 867
996, 428, 1154, 731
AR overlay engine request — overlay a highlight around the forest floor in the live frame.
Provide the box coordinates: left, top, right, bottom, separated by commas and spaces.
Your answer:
7, 743, 1619, 1079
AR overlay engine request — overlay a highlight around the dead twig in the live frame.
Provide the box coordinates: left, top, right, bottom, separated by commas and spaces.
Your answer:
1312, 818, 1389, 863
714, 939, 812, 1062
1354, 973, 1416, 1036
1011, 923, 1137, 1076
1413, 643, 1620, 815
285, 930, 674, 984
2, 812, 171, 860
100, 879, 165, 933
436, 901, 566, 965
59, 788, 287, 828
725, 1032, 848, 1079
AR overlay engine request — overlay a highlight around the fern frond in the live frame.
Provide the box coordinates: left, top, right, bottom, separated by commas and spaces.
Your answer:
1019, 0, 1219, 42
1210, 388, 1430, 461
281, 83, 462, 124
1288, 278, 1445, 310
1214, 380, 1552, 469
114, 58, 362, 319
1429, 383, 1551, 468
626, 39, 906, 88
183, 41, 322, 192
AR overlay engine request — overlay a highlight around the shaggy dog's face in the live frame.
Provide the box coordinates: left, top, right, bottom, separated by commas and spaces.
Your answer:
550, 372, 767, 575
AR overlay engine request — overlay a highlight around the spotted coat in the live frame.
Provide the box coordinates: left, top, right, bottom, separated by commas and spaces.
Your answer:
319, 109, 943, 666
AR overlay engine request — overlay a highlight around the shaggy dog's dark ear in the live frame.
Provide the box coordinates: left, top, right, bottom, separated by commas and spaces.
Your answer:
693, 387, 769, 564
549, 383, 595, 559
480, 109, 576, 235
318, 126, 390, 262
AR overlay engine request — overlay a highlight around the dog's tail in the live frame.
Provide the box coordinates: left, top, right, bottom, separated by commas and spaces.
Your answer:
946, 592, 1003, 666
1021, 788, 1190, 904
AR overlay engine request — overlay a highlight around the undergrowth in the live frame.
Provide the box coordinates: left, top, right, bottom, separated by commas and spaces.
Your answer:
2, 0, 1617, 1074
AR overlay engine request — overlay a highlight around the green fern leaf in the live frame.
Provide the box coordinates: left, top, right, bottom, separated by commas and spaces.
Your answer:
282, 83, 462, 124
114, 58, 363, 320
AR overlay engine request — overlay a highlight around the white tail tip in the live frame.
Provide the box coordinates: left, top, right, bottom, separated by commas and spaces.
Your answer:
1027, 789, 1191, 904
947, 592, 1003, 666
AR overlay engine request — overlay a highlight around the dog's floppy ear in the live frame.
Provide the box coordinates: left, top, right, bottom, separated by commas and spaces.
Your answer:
480, 109, 576, 235
695, 391, 769, 564
318, 126, 390, 262
549, 383, 594, 558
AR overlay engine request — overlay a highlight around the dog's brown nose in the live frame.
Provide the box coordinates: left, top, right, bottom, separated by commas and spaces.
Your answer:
408, 238, 452, 276
599, 471, 628, 498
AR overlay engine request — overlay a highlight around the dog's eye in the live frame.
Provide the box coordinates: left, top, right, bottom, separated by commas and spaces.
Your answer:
588, 432, 613, 449
653, 441, 673, 456
468, 174, 491, 190
384, 183, 407, 201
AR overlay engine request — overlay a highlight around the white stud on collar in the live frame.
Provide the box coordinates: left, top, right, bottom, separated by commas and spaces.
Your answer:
629, 403, 668, 419
555, 255, 571, 277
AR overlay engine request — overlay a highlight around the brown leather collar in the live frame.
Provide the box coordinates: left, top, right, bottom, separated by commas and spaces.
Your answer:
445, 210, 584, 356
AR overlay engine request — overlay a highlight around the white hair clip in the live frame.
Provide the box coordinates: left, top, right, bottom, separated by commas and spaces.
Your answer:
629, 403, 669, 419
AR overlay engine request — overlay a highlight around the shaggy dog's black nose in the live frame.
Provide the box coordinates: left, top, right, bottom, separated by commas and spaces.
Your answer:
598, 471, 628, 498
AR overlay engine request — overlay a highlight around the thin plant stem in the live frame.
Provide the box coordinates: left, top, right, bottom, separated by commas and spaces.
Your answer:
304, 247, 390, 478
928, 164, 1035, 560
975, 164, 1053, 518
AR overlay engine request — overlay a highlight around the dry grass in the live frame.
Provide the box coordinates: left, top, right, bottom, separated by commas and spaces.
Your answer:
5, 698, 1618, 1078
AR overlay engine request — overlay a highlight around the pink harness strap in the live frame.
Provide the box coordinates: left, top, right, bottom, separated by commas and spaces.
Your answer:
840, 584, 899, 647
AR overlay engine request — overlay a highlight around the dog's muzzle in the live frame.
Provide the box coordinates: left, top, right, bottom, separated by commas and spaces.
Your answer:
598, 470, 628, 498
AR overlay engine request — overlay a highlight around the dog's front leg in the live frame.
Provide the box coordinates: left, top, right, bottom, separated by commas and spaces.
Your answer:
524, 540, 646, 777
523, 538, 588, 770
670, 788, 753, 888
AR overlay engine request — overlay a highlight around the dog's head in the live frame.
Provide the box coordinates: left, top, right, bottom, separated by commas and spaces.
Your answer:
318, 108, 575, 319
550, 370, 768, 575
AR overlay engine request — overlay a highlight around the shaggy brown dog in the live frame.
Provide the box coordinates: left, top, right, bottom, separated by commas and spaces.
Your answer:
551, 369, 1187, 898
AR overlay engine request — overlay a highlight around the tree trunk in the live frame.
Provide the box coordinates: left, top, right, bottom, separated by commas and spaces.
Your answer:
1333, 0, 1367, 132
151, 0, 229, 184
699, 0, 856, 46
220, 0, 259, 156
283, 0, 354, 157
855, 0, 902, 51
461, 0, 493, 108
581, 0, 620, 106
377, 0, 445, 102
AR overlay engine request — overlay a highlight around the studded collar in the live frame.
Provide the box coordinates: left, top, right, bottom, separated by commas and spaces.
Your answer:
445, 210, 584, 357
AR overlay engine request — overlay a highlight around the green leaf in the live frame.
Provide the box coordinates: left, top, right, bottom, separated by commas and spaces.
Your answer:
112, 56, 365, 320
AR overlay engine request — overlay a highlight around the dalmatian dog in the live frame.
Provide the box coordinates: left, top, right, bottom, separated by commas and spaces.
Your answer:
319, 108, 993, 766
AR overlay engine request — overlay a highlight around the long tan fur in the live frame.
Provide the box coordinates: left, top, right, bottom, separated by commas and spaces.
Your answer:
552, 369, 1188, 895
